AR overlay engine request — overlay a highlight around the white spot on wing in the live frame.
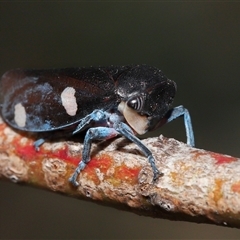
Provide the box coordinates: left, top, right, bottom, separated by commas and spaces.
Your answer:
14, 103, 26, 128
61, 87, 78, 116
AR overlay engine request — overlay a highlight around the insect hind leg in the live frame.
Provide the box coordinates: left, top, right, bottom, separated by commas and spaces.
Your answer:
33, 138, 45, 151
33, 130, 77, 151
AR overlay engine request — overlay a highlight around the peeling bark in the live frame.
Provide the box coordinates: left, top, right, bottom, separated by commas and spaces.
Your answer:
0, 118, 240, 228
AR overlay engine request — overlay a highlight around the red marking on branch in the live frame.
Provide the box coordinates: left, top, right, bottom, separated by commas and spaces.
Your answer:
16, 144, 37, 160
211, 152, 237, 164
79, 155, 113, 184
231, 182, 240, 194
13, 139, 80, 165
13, 139, 39, 160
114, 164, 140, 184
86, 154, 113, 173
51, 147, 79, 165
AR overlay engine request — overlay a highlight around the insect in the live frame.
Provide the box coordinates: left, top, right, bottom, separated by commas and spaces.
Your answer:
0, 65, 194, 186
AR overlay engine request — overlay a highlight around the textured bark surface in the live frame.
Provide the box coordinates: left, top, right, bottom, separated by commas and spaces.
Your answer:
0, 118, 240, 228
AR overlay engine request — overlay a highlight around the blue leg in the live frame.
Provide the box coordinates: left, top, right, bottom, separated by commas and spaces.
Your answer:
33, 138, 45, 151
166, 105, 195, 146
70, 110, 114, 186
115, 122, 162, 182
72, 109, 107, 135
69, 127, 118, 186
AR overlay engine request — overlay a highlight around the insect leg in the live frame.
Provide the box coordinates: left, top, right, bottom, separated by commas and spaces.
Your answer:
33, 138, 45, 151
166, 105, 195, 147
69, 127, 119, 186
115, 122, 162, 182
73, 109, 107, 135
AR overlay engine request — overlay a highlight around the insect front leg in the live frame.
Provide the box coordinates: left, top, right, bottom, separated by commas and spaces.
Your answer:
115, 122, 162, 182
165, 105, 195, 147
69, 127, 119, 187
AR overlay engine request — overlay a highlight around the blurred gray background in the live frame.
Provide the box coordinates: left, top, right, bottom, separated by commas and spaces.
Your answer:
1, 2, 240, 239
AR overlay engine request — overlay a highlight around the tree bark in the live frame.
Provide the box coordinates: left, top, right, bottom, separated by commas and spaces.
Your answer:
0, 118, 240, 228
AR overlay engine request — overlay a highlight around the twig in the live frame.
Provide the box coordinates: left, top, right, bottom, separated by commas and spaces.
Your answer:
0, 117, 240, 229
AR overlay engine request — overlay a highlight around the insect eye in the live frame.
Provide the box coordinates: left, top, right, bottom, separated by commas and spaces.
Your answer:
127, 95, 144, 111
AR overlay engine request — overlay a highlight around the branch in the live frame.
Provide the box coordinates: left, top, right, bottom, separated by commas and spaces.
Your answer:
0, 117, 240, 229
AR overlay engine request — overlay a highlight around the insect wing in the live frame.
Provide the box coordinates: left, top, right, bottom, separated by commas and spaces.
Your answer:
0, 68, 117, 132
